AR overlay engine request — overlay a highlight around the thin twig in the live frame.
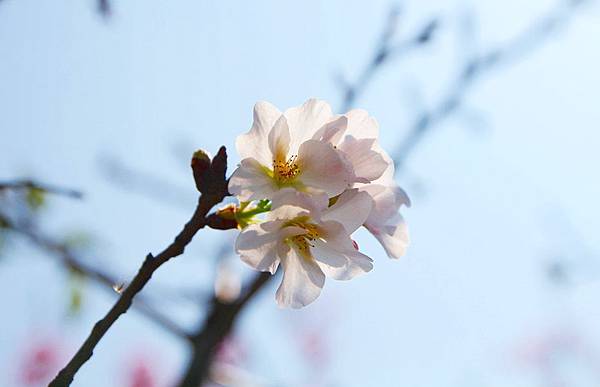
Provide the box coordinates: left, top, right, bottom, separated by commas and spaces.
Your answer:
0, 179, 83, 199
392, 0, 588, 171
6, 220, 190, 340
98, 0, 111, 18
49, 147, 232, 386
340, 9, 439, 112
100, 156, 194, 210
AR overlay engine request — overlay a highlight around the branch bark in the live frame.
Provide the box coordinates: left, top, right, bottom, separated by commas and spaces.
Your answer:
48, 147, 231, 387
8, 221, 191, 340
176, 272, 272, 387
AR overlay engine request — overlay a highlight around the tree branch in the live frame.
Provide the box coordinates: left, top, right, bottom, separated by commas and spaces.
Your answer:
340, 8, 439, 112
49, 147, 232, 387
0, 179, 83, 199
6, 220, 191, 340
392, 0, 588, 171
176, 272, 272, 387
100, 155, 194, 210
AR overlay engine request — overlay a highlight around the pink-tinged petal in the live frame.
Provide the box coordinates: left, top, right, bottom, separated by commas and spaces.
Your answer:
311, 221, 373, 280
339, 136, 388, 182
366, 214, 410, 259
268, 203, 311, 223
319, 220, 356, 250
235, 223, 281, 274
322, 189, 373, 234
344, 109, 379, 139
236, 101, 282, 165
312, 116, 347, 144
284, 99, 334, 153
370, 143, 396, 185
297, 140, 353, 197
268, 115, 291, 160
271, 188, 329, 216
313, 242, 373, 280
275, 247, 325, 309
361, 184, 411, 227
228, 158, 277, 202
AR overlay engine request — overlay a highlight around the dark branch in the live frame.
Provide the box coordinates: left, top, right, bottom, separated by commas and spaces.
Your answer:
6, 220, 190, 340
0, 179, 83, 199
49, 147, 233, 386
176, 272, 272, 387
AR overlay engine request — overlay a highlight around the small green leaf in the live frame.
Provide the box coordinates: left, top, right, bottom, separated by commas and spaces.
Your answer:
67, 268, 86, 316
63, 232, 93, 250
26, 187, 46, 211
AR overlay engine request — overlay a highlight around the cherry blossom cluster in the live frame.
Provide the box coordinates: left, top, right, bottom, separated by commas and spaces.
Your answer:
228, 99, 410, 308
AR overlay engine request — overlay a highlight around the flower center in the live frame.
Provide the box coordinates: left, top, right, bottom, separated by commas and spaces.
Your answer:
284, 217, 322, 260
289, 235, 312, 257
272, 155, 300, 185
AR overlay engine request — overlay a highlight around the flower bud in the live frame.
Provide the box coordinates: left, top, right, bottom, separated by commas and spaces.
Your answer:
191, 149, 212, 193
206, 204, 238, 230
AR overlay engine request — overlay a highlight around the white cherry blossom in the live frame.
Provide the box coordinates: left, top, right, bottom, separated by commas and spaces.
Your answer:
229, 99, 355, 202
230, 98, 412, 306
235, 189, 373, 308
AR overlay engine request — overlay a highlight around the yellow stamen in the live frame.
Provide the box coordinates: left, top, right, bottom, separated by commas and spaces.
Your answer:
284, 217, 322, 260
272, 155, 300, 185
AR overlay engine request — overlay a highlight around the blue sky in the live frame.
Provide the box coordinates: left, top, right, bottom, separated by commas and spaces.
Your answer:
1, 0, 600, 386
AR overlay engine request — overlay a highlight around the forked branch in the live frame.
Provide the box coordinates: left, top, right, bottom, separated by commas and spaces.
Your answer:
48, 147, 233, 387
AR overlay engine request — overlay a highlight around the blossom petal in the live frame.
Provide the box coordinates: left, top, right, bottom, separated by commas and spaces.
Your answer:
366, 214, 409, 259
275, 247, 325, 308
311, 116, 347, 144
370, 143, 396, 186
235, 222, 281, 274
322, 189, 373, 233
313, 242, 373, 280
344, 109, 379, 139
284, 99, 334, 153
339, 136, 388, 182
297, 140, 353, 197
228, 158, 276, 202
361, 184, 411, 227
271, 188, 329, 217
268, 115, 291, 160
312, 221, 373, 280
236, 101, 281, 165
269, 203, 310, 224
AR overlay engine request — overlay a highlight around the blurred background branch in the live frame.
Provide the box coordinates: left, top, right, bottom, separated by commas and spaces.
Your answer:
0, 179, 83, 200
390, 0, 588, 170
339, 8, 440, 112
0, 180, 189, 339
12, 220, 190, 340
